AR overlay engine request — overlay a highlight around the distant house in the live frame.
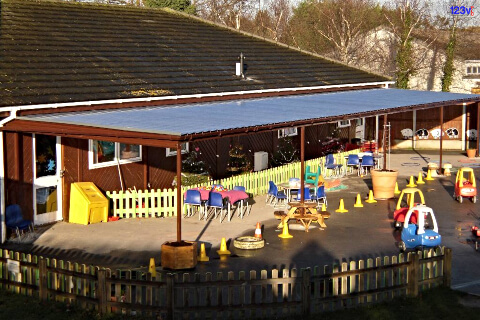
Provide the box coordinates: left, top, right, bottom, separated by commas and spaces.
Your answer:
0, 0, 478, 239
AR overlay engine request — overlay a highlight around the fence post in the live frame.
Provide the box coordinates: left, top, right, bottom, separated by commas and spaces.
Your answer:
443, 248, 452, 288
38, 258, 48, 301
97, 269, 107, 315
166, 273, 174, 320
407, 253, 419, 297
302, 268, 311, 316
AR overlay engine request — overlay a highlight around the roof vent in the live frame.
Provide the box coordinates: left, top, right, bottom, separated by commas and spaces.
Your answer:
236, 52, 247, 79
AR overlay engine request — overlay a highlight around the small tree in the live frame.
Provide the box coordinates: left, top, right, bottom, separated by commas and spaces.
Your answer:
226, 143, 252, 175
271, 136, 299, 166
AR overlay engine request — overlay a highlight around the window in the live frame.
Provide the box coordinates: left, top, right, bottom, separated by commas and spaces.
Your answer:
337, 120, 351, 128
467, 67, 472, 74
473, 67, 478, 74
166, 143, 189, 157
89, 140, 142, 169
278, 127, 298, 138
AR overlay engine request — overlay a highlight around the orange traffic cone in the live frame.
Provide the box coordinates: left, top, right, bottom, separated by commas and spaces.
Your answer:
278, 221, 293, 239
354, 194, 364, 208
417, 172, 425, 184
406, 176, 417, 187
335, 199, 348, 213
254, 222, 262, 239
198, 243, 210, 262
365, 190, 377, 203
216, 237, 231, 255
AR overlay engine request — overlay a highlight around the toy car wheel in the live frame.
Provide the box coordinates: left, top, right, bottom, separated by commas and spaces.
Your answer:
458, 195, 463, 203
233, 236, 265, 250
399, 241, 406, 252
472, 196, 477, 203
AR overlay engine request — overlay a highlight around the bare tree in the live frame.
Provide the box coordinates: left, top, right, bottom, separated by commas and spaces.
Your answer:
251, 0, 292, 42
288, 0, 384, 66
384, 0, 435, 88
195, 0, 258, 29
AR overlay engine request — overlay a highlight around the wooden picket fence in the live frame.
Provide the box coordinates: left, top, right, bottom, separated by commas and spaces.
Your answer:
0, 247, 452, 319
106, 150, 360, 219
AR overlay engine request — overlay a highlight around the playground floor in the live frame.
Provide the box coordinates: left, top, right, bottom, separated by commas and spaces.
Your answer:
3, 150, 480, 296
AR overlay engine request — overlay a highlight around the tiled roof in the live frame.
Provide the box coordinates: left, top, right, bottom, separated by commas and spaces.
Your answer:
0, 0, 389, 107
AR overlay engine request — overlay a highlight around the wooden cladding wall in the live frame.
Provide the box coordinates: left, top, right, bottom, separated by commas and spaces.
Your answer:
389, 106, 464, 141
4, 132, 34, 220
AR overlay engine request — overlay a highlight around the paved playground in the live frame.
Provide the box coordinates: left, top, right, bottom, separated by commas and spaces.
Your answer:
3, 150, 480, 296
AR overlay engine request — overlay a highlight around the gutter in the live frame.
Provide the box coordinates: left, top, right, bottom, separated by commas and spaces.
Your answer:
0, 109, 17, 127
0, 82, 395, 117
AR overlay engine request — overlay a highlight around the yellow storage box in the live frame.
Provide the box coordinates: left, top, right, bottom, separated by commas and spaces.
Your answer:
69, 182, 109, 225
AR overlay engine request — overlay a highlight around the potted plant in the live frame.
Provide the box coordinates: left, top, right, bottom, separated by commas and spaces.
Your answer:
467, 148, 476, 159
371, 121, 398, 199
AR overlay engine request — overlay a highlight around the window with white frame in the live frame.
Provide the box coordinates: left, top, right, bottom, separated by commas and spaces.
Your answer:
467, 66, 480, 75
166, 143, 189, 157
278, 127, 298, 138
89, 140, 142, 169
337, 120, 351, 128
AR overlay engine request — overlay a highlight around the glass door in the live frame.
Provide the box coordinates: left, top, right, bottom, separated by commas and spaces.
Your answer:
33, 134, 63, 225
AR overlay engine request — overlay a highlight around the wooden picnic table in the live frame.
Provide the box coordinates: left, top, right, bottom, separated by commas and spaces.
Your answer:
277, 201, 328, 232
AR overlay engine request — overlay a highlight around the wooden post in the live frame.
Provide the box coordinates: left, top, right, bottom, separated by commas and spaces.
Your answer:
477, 103, 480, 157
302, 268, 311, 316
176, 143, 182, 243
166, 273, 174, 320
383, 114, 387, 170
440, 106, 444, 169
407, 253, 419, 297
443, 248, 452, 288
300, 127, 305, 203
38, 258, 48, 301
97, 269, 107, 315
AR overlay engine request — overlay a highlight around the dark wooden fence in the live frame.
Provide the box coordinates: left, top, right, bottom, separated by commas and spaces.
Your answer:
0, 247, 452, 319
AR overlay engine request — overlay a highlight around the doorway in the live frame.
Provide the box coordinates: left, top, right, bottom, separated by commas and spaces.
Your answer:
33, 134, 63, 225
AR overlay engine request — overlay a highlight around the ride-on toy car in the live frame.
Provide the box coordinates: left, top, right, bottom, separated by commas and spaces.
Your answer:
393, 187, 425, 229
398, 204, 441, 252
454, 167, 477, 203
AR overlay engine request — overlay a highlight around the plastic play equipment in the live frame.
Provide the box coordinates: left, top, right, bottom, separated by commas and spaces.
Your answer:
399, 205, 441, 251
305, 165, 322, 186
454, 167, 477, 203
393, 187, 425, 229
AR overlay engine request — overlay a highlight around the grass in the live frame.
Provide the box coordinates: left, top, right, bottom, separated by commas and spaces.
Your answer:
1, 286, 478, 320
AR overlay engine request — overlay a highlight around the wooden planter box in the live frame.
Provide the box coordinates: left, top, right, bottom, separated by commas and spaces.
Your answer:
161, 241, 197, 270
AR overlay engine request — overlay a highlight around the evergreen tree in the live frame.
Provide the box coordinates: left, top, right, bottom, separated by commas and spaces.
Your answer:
226, 143, 252, 174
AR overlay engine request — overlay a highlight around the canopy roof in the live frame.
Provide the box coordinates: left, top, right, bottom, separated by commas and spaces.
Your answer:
10, 88, 479, 146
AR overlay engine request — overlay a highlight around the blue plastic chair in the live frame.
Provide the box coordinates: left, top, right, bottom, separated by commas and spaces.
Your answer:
325, 154, 343, 177
266, 181, 276, 204
6, 204, 33, 238
233, 186, 249, 218
360, 155, 375, 175
271, 183, 288, 208
206, 192, 229, 222
311, 185, 327, 208
346, 154, 360, 175
295, 187, 313, 202
184, 189, 204, 220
